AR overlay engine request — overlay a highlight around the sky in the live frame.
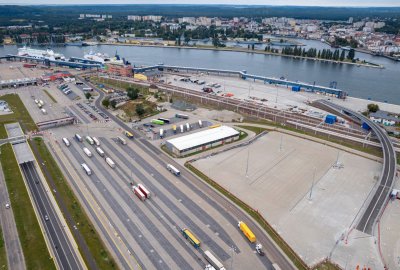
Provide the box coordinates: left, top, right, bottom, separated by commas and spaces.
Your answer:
1, 0, 400, 7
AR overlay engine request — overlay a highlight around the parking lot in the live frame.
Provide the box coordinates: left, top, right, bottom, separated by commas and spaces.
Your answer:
46, 123, 269, 270
192, 131, 383, 268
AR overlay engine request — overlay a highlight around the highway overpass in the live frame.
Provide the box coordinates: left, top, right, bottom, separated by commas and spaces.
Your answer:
315, 100, 397, 235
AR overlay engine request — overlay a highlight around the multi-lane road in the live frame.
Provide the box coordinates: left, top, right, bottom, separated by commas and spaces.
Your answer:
20, 161, 84, 270
78, 76, 295, 269
316, 100, 397, 235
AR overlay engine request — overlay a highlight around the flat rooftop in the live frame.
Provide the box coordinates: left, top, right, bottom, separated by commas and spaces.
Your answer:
167, 125, 239, 151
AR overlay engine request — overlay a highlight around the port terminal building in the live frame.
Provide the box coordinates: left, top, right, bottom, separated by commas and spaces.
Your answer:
165, 125, 240, 156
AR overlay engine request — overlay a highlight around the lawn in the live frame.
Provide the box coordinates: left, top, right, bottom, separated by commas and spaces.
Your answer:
0, 143, 55, 270
43, 89, 57, 103
235, 125, 269, 135
0, 224, 7, 270
0, 94, 37, 133
31, 138, 118, 270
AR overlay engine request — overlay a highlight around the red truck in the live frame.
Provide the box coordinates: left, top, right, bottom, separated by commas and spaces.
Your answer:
138, 184, 151, 198
132, 186, 146, 201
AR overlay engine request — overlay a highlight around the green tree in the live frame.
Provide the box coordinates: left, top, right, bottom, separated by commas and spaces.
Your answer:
85, 92, 92, 99
102, 98, 110, 108
367, 103, 379, 113
340, 50, 346, 61
110, 99, 117, 109
347, 48, 355, 60
135, 104, 145, 116
127, 87, 139, 100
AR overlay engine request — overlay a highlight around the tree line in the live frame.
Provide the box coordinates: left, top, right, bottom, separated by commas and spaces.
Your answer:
264, 46, 356, 61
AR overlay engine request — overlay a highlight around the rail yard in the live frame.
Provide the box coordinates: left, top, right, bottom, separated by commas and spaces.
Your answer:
0, 60, 398, 270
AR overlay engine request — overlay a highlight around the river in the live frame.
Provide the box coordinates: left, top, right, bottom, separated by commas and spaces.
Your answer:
1, 43, 399, 104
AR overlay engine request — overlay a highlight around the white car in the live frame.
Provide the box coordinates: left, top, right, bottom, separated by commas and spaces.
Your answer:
5, 203, 10, 209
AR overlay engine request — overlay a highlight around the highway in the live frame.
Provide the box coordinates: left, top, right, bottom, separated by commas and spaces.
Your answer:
0, 163, 25, 270
82, 76, 296, 270
20, 161, 84, 270
315, 100, 397, 235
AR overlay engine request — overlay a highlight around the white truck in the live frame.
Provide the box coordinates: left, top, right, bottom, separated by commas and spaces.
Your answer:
105, 157, 116, 168
180, 124, 184, 133
167, 164, 180, 176
62, 138, 70, 147
96, 147, 105, 157
92, 137, 100, 146
81, 163, 92, 175
83, 147, 92, 157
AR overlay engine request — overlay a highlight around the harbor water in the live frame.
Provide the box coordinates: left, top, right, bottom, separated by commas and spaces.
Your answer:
1, 43, 399, 104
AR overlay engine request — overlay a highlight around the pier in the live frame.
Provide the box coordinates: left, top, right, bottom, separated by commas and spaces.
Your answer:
134, 64, 347, 99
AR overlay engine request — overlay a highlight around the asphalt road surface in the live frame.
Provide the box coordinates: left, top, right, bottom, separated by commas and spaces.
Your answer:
83, 76, 295, 270
20, 161, 84, 270
316, 100, 397, 235
0, 165, 25, 270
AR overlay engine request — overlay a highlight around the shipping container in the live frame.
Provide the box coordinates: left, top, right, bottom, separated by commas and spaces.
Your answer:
92, 137, 100, 146
105, 157, 116, 169
83, 147, 92, 157
362, 122, 371, 130
181, 229, 200, 249
96, 147, 105, 157
175, 113, 189, 119
292, 86, 301, 92
62, 138, 70, 147
75, 134, 83, 142
83, 87, 93, 91
81, 163, 92, 176
133, 186, 146, 201
151, 119, 165, 125
86, 136, 94, 145
167, 164, 180, 176
172, 125, 177, 134
117, 136, 127, 145
159, 129, 164, 139
324, 114, 337, 124
204, 250, 225, 270
198, 120, 203, 128
124, 131, 134, 139
186, 123, 190, 131
180, 124, 184, 133
238, 221, 256, 243
138, 184, 150, 198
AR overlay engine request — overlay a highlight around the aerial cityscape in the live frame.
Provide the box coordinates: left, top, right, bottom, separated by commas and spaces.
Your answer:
0, 1, 399, 270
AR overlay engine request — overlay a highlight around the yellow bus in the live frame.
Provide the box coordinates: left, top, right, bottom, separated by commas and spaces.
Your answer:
181, 229, 200, 249
124, 130, 134, 139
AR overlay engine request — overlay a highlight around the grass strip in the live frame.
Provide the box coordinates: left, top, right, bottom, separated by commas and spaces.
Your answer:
185, 162, 341, 270
0, 143, 55, 270
0, 94, 37, 133
235, 125, 269, 135
31, 138, 118, 270
0, 224, 7, 270
43, 89, 57, 103
0, 124, 7, 140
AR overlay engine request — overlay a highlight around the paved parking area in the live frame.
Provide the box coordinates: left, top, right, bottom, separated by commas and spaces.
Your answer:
192, 131, 383, 268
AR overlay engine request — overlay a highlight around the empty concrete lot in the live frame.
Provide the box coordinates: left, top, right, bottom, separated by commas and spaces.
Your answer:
193, 131, 382, 267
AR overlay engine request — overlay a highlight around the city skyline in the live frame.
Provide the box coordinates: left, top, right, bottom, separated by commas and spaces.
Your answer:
1, 0, 400, 7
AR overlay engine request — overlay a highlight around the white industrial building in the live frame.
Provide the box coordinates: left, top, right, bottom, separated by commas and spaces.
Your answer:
166, 126, 240, 156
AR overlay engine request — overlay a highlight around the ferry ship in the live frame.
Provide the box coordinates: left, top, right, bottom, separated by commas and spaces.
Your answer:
84, 50, 123, 64
17, 46, 66, 61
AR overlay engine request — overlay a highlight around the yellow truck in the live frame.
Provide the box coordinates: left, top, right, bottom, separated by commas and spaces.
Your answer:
238, 221, 256, 243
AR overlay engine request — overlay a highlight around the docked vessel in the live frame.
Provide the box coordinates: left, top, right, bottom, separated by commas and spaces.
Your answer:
84, 50, 124, 64
17, 46, 66, 61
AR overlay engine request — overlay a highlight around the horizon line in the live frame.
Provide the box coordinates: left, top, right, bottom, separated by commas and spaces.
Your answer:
1, 3, 400, 8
